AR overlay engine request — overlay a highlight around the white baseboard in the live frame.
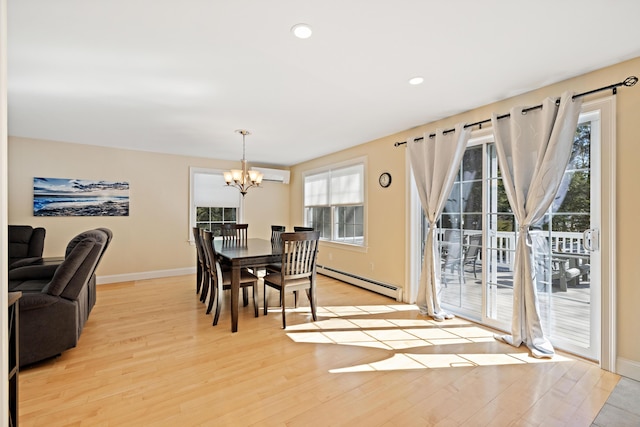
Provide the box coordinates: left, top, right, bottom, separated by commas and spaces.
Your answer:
97, 267, 196, 285
616, 357, 640, 382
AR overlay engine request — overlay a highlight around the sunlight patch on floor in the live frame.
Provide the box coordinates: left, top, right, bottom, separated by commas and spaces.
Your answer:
285, 304, 575, 373
329, 351, 573, 373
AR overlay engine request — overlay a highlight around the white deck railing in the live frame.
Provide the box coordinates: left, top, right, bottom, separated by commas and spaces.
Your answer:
437, 229, 586, 270
493, 231, 586, 269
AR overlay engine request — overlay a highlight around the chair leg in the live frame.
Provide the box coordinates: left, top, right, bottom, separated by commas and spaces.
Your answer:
206, 278, 216, 315
264, 283, 270, 315
293, 290, 299, 308
307, 287, 317, 322
253, 283, 259, 318
242, 288, 249, 307
196, 265, 202, 294
281, 288, 287, 329
200, 273, 209, 303
212, 283, 222, 326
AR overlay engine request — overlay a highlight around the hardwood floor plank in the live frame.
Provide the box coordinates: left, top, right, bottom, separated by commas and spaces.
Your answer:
18, 274, 617, 426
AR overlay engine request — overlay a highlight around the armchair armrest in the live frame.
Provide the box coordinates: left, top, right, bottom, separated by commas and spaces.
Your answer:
18, 292, 60, 312
8, 264, 59, 281
9, 256, 44, 270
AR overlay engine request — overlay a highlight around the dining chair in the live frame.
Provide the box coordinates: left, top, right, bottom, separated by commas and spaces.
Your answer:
200, 228, 251, 309
263, 231, 320, 328
198, 228, 215, 305
271, 225, 286, 242
192, 227, 207, 297
201, 230, 259, 325
293, 226, 314, 232
221, 223, 248, 244
265, 225, 286, 275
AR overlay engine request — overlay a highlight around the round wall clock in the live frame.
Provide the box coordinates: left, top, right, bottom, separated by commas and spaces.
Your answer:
378, 172, 392, 188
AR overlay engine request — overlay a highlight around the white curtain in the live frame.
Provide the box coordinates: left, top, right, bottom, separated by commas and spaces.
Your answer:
408, 124, 471, 321
491, 92, 582, 358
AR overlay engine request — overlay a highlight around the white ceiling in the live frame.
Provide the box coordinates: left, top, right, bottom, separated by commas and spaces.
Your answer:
8, 1, 640, 167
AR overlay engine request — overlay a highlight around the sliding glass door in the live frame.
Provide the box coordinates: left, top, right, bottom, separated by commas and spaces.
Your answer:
412, 103, 610, 361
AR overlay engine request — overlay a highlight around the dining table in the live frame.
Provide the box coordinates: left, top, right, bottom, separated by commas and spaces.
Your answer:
213, 238, 281, 332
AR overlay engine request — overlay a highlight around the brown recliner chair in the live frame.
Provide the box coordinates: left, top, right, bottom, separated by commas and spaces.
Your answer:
9, 228, 111, 367
8, 225, 46, 269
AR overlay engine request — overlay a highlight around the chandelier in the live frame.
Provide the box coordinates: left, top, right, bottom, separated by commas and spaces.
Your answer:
223, 129, 263, 196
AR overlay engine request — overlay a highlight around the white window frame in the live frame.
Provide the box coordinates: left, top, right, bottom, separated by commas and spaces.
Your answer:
189, 167, 242, 242
302, 157, 367, 247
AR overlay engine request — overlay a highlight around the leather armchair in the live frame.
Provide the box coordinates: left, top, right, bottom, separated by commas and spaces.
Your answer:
10, 228, 110, 367
8, 225, 46, 269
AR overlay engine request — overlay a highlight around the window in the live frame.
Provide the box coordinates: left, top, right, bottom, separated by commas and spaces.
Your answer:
196, 206, 237, 236
303, 162, 365, 245
190, 168, 241, 237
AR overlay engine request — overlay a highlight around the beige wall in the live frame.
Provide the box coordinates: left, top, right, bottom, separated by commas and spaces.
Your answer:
8, 137, 290, 280
289, 137, 408, 290
290, 56, 640, 376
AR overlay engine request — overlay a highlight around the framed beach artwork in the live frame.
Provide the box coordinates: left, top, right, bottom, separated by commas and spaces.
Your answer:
33, 177, 130, 217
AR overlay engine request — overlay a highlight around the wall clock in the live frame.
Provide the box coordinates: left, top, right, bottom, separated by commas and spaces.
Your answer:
378, 172, 392, 188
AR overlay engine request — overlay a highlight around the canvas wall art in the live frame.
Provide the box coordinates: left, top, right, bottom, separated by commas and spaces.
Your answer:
34, 177, 130, 216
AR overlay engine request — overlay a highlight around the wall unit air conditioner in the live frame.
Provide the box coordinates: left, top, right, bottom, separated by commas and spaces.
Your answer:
253, 167, 290, 184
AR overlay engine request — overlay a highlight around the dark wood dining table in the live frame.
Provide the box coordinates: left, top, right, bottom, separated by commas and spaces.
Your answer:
213, 238, 281, 332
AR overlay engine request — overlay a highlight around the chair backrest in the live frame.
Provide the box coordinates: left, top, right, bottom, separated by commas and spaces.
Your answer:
8, 225, 46, 264
44, 229, 109, 301
201, 230, 223, 286
271, 225, 286, 242
221, 223, 248, 243
293, 226, 314, 232
444, 229, 463, 260
464, 234, 482, 262
94, 227, 113, 266
280, 231, 320, 280
193, 227, 206, 265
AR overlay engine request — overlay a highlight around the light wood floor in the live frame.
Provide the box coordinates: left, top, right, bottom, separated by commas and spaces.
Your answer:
18, 274, 619, 426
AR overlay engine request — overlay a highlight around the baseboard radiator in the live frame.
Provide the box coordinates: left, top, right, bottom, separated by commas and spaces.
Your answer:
317, 265, 402, 301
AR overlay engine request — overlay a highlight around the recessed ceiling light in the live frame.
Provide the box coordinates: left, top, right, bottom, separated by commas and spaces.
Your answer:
291, 23, 312, 39
409, 76, 424, 85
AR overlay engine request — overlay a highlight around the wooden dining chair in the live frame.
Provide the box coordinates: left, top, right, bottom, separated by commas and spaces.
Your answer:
221, 223, 248, 244
201, 230, 259, 325
271, 225, 286, 242
199, 227, 240, 306
263, 231, 320, 328
264, 225, 287, 275
293, 226, 314, 232
192, 227, 207, 297
198, 228, 215, 305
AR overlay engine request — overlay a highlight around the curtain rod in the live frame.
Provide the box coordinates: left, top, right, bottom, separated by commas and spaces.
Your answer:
394, 75, 638, 147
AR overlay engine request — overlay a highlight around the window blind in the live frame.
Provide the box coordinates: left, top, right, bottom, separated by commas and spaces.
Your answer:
194, 172, 240, 207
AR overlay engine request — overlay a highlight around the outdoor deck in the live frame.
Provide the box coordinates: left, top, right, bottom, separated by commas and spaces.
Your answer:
439, 264, 591, 350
